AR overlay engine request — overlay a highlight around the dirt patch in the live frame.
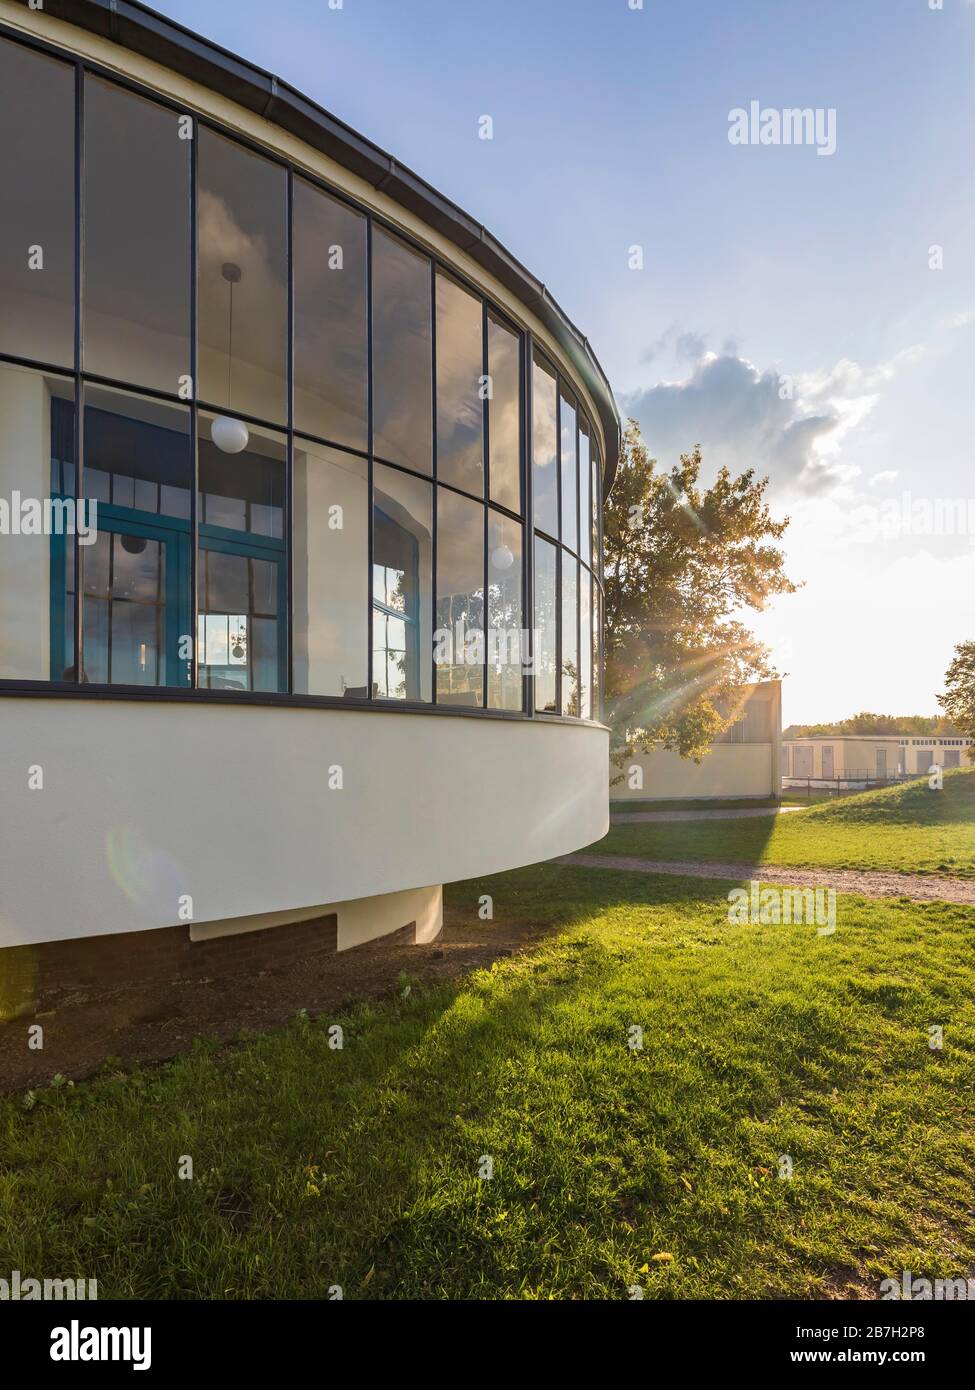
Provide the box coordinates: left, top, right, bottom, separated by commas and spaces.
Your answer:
0, 908, 553, 1095
559, 854, 975, 906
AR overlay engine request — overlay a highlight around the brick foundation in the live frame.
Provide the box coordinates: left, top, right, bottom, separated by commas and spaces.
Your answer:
0, 912, 349, 1015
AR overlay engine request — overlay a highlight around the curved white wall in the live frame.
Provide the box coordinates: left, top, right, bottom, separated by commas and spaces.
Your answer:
0, 698, 609, 947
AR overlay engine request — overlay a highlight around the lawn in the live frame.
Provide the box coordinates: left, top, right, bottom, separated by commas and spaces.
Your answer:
610, 796, 785, 812
2, 854, 974, 1300
603, 770, 975, 878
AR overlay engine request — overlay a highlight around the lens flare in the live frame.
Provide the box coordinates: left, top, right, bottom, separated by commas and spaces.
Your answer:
106, 825, 188, 923
0, 941, 38, 1022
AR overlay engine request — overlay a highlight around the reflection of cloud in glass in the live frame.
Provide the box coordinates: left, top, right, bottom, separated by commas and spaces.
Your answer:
533, 358, 557, 468
560, 392, 578, 548
488, 314, 521, 512
532, 353, 558, 537
197, 128, 288, 423
198, 191, 282, 370
436, 272, 483, 493
293, 179, 368, 451
372, 229, 432, 474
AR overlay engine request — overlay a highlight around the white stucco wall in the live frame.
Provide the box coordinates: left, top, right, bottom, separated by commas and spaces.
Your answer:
0, 698, 608, 947
611, 681, 783, 802
611, 743, 778, 802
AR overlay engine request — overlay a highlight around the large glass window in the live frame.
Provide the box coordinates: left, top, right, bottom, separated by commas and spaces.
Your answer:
560, 390, 578, 554
487, 313, 521, 514
579, 567, 592, 722
592, 582, 601, 720
0, 47, 605, 721
436, 271, 483, 495
81, 386, 192, 687
198, 129, 288, 426
372, 229, 432, 475
294, 179, 368, 451
435, 488, 484, 706
533, 535, 557, 713
197, 412, 287, 692
592, 444, 601, 578
561, 555, 579, 716
0, 41, 74, 368
373, 463, 432, 701
532, 351, 558, 537
84, 77, 191, 395
488, 511, 523, 711
0, 362, 75, 680
579, 419, 591, 568
293, 441, 368, 698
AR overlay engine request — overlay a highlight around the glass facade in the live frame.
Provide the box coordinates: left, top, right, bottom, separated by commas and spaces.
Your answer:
0, 29, 605, 723
293, 179, 368, 452
84, 77, 192, 394
0, 40, 74, 369
532, 346, 603, 720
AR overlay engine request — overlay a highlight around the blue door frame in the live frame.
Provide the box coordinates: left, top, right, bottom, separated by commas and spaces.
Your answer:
51, 505, 286, 690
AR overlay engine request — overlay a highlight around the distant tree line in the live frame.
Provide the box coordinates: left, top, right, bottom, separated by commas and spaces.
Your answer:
785, 712, 964, 738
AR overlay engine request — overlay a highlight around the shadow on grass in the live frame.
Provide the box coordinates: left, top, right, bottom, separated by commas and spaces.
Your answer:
4, 864, 972, 1299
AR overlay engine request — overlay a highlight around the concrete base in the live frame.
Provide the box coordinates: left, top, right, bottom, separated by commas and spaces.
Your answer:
190, 884, 443, 952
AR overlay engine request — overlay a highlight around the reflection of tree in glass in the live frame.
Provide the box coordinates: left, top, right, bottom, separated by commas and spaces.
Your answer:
390, 567, 409, 698
392, 644, 407, 699
562, 659, 580, 717
436, 588, 484, 699
390, 567, 407, 614
487, 578, 518, 632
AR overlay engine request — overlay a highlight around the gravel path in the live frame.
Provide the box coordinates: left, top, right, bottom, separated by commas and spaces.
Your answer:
558, 854, 975, 906
610, 805, 806, 824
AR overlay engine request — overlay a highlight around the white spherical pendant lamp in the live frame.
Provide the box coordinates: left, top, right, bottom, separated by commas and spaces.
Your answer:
490, 543, 515, 572
211, 415, 250, 454
212, 260, 249, 454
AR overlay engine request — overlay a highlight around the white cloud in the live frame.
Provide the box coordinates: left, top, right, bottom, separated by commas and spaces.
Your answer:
619, 343, 923, 497
641, 323, 709, 366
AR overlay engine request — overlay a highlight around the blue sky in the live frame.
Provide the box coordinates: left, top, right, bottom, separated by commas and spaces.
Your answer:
152, 0, 975, 723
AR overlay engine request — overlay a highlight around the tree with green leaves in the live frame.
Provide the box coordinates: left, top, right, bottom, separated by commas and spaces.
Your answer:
938, 642, 975, 749
603, 421, 797, 764
787, 712, 962, 737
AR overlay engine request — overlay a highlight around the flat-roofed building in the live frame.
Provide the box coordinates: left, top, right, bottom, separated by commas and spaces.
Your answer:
782, 733, 972, 783
612, 680, 783, 802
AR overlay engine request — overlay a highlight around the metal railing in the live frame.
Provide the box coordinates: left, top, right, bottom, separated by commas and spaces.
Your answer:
782, 771, 924, 797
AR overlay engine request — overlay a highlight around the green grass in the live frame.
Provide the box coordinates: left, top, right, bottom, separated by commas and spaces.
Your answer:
601, 770, 975, 878
2, 859, 974, 1300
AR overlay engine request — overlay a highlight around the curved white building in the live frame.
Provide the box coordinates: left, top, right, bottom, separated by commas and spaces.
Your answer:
0, 0, 618, 991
